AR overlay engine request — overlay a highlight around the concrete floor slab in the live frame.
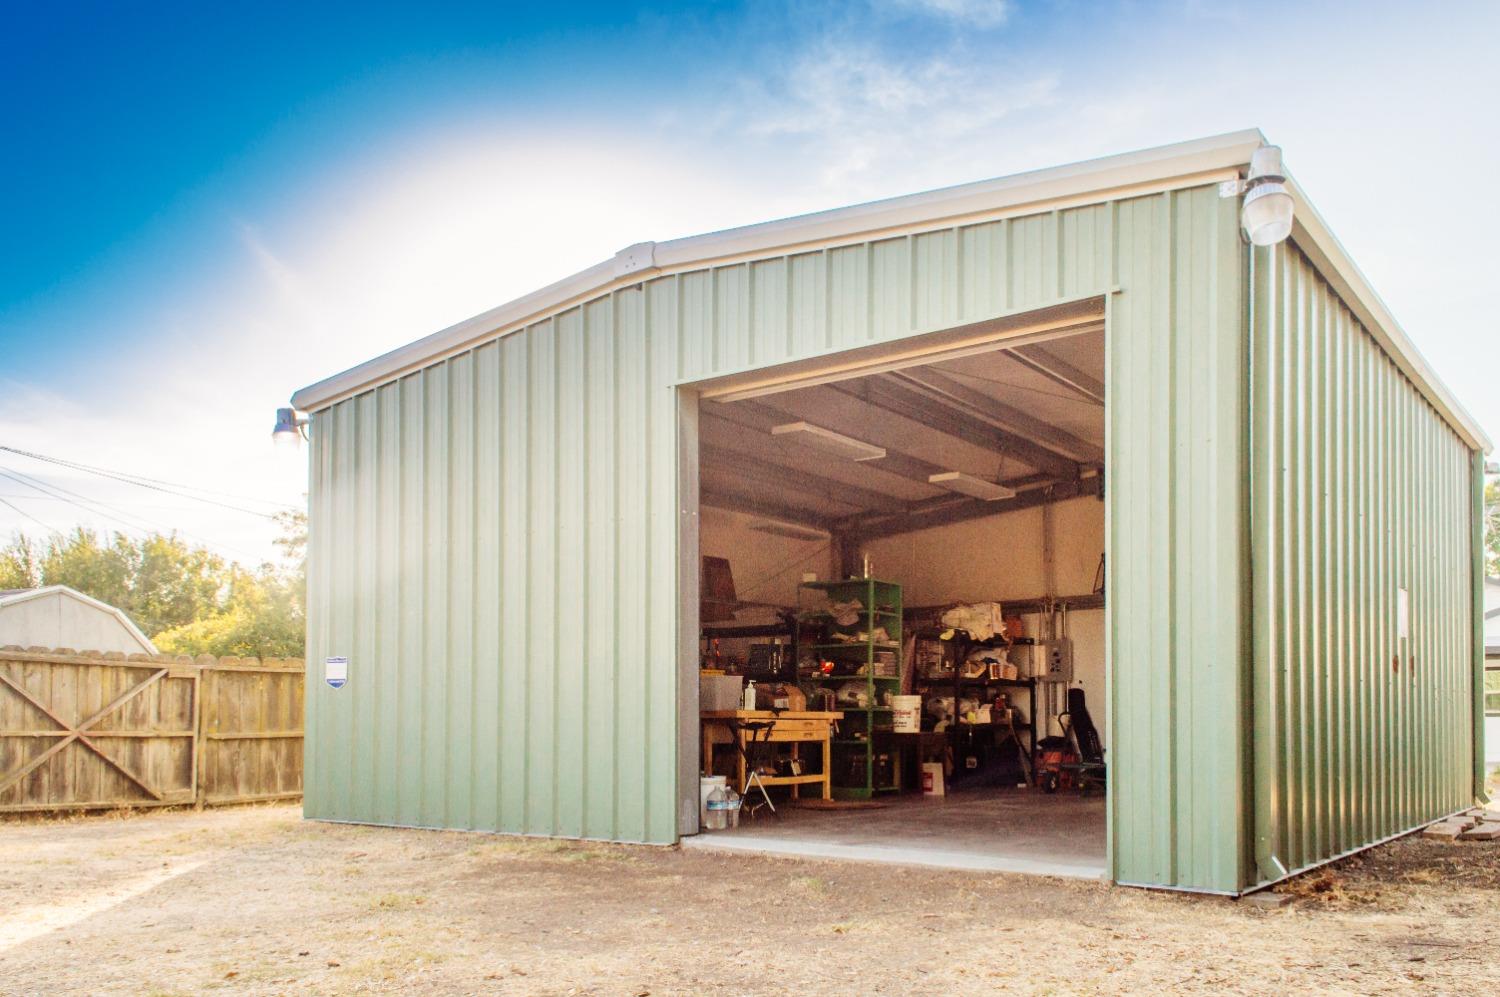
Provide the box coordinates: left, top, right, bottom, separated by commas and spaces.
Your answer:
682, 788, 1106, 879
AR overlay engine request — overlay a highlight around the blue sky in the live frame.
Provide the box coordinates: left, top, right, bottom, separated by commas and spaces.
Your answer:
2, 0, 1497, 562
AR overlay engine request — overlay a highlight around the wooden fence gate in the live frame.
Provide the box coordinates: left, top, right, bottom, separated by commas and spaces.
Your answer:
0, 648, 304, 814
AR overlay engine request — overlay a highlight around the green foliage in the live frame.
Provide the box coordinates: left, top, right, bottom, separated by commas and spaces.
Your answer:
1486, 478, 1499, 578
0, 516, 306, 658
0, 534, 39, 590
152, 564, 305, 659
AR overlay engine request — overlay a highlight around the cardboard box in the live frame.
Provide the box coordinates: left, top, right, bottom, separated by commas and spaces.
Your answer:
701, 674, 744, 712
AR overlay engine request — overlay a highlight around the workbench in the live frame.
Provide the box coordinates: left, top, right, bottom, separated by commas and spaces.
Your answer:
700, 710, 844, 801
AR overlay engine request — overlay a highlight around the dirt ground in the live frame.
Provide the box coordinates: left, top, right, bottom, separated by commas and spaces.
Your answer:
1, 804, 1497, 996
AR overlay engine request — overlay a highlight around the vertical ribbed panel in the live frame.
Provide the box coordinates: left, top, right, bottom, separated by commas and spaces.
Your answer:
304, 190, 1254, 868
306, 298, 682, 844
304, 182, 1473, 888
1248, 241, 1475, 887
1107, 187, 1248, 893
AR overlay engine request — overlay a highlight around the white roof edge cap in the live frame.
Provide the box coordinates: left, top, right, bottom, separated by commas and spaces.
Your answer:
290, 129, 1266, 413
1280, 168, 1492, 453
0, 584, 158, 654
287, 128, 1489, 453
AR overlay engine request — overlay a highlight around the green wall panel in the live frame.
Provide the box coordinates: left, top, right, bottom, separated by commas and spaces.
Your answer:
1248, 240, 1476, 887
303, 179, 1477, 892
1106, 188, 1248, 893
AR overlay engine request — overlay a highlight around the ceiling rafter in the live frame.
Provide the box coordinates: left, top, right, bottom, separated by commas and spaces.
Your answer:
847, 475, 1100, 541
699, 443, 909, 514
1004, 344, 1105, 406
703, 402, 947, 489
890, 367, 1104, 464
699, 486, 838, 532
827, 378, 1082, 481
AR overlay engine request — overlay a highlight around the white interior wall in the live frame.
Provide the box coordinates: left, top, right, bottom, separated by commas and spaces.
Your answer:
699, 496, 1107, 739
699, 506, 835, 668
859, 495, 1106, 739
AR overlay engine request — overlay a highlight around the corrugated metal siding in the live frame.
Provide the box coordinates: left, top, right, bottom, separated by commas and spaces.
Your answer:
1247, 241, 1476, 887
1107, 188, 1248, 893
305, 185, 1249, 888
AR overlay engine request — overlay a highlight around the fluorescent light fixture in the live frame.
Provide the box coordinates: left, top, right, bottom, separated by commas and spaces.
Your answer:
927, 471, 1016, 501
771, 422, 886, 461
748, 520, 829, 542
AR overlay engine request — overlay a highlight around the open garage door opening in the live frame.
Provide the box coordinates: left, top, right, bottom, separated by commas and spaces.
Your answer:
682, 316, 1109, 879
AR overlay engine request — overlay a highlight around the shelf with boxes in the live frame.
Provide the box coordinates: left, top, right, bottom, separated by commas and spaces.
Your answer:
794, 578, 903, 800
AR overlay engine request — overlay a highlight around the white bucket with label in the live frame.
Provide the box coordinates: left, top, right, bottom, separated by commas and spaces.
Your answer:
891, 695, 922, 734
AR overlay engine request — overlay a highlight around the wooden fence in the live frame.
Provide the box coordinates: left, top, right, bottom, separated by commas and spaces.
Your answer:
0, 647, 303, 814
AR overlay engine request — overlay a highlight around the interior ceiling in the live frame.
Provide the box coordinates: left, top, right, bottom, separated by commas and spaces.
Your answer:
700, 329, 1105, 540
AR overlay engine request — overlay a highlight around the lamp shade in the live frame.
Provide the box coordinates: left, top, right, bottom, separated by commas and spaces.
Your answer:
272, 407, 304, 447
1242, 181, 1294, 246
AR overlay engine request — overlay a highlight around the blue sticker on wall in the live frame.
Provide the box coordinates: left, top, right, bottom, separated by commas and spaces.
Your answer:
325, 656, 348, 689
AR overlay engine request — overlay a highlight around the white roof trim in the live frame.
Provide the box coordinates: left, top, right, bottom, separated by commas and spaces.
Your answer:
0, 585, 158, 654
1282, 177, 1489, 451
289, 129, 1489, 452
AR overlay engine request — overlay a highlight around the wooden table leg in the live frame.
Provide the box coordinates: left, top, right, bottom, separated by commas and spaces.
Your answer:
702, 722, 714, 779
736, 729, 746, 795
822, 736, 832, 799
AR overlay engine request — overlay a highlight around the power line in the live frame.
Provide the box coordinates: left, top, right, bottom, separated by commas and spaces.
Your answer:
0, 446, 298, 520
0, 467, 270, 563
0, 467, 165, 541
0, 495, 61, 535
0, 445, 298, 510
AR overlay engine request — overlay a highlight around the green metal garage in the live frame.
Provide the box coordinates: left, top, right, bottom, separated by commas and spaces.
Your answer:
287, 130, 1491, 894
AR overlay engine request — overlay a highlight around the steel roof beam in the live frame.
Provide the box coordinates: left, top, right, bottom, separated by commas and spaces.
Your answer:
848, 475, 1099, 541
698, 487, 838, 532
700, 443, 909, 514
827, 378, 1082, 481
889, 367, 1104, 464
702, 401, 949, 490
1004, 344, 1106, 407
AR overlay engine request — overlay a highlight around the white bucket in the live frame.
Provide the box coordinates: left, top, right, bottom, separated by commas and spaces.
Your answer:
700, 775, 727, 826
892, 694, 922, 734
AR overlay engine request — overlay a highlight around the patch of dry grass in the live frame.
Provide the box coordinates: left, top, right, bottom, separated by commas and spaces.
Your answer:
2, 803, 1498, 995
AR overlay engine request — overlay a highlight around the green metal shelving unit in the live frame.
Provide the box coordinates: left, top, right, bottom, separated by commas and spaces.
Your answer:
796, 578, 903, 800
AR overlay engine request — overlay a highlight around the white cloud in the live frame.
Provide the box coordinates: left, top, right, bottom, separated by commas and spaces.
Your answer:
731, 33, 1057, 193
886, 0, 1013, 29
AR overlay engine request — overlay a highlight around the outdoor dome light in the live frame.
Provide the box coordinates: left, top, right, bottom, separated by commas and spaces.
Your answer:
1221, 145, 1294, 247
272, 407, 309, 447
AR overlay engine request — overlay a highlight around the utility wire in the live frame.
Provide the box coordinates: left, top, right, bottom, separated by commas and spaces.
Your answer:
0, 444, 297, 509
0, 466, 269, 563
0, 445, 296, 520
0, 495, 61, 535
0, 468, 165, 541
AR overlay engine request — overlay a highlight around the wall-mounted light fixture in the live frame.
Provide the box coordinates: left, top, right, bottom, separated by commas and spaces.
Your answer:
1220, 145, 1294, 246
272, 407, 310, 447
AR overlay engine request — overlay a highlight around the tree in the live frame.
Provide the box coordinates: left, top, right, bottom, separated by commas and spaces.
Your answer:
0, 513, 307, 658
1486, 477, 1499, 578
35, 529, 133, 611
151, 513, 307, 659
0, 534, 38, 590
152, 566, 305, 659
